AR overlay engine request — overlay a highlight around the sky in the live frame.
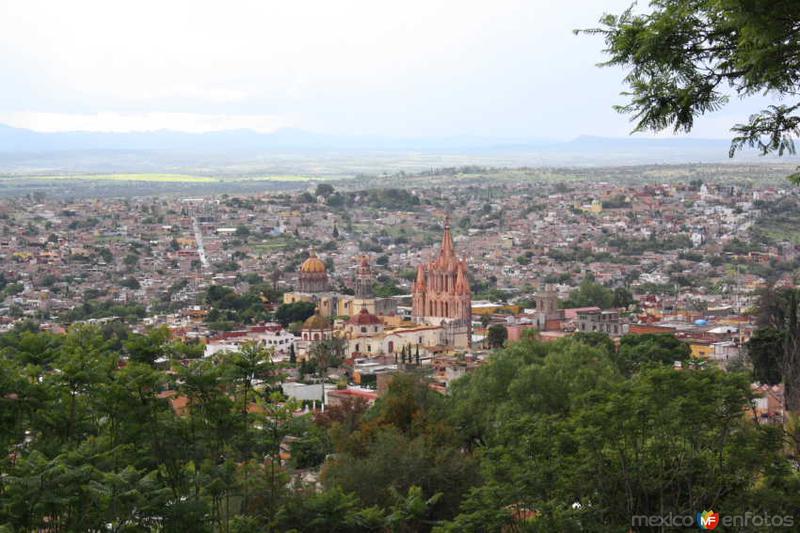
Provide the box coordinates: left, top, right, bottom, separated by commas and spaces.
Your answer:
0, 0, 776, 139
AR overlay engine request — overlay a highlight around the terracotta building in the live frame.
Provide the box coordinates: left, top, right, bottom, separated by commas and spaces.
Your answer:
412, 218, 472, 347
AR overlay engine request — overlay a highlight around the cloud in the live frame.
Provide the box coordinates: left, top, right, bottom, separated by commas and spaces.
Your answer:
3, 0, 749, 138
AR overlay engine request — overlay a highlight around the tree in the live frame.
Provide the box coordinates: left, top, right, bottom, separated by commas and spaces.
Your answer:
124, 325, 171, 365
274, 487, 384, 532
748, 327, 784, 385
441, 336, 800, 531
310, 337, 347, 404
486, 324, 508, 349
756, 288, 800, 413
614, 333, 691, 376
123, 253, 139, 268
323, 375, 480, 526
273, 301, 316, 327
612, 286, 634, 308
581, 1, 800, 182
316, 183, 335, 197
563, 277, 614, 309
219, 342, 275, 423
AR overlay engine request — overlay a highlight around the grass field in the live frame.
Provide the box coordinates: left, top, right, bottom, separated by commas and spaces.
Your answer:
252, 237, 300, 253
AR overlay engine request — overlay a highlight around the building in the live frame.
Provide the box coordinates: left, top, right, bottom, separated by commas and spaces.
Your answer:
411, 217, 471, 347
297, 250, 329, 293
284, 254, 396, 318
354, 255, 373, 298
533, 284, 563, 329
296, 309, 333, 359
204, 324, 296, 359
576, 309, 623, 336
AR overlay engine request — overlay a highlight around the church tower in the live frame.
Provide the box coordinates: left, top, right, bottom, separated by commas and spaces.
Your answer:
412, 217, 472, 329
354, 255, 374, 299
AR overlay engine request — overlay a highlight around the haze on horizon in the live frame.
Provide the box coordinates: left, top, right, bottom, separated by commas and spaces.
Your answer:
0, 0, 782, 141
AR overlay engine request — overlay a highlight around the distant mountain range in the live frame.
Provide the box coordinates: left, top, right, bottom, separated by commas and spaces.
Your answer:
0, 123, 792, 174
0, 123, 729, 152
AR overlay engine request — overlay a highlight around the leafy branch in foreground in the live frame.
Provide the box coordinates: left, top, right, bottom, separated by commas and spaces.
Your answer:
578, 1, 800, 180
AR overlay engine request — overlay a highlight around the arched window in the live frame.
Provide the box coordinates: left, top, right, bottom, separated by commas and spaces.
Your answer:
361, 326, 367, 333
313, 333, 320, 340
388, 341, 394, 353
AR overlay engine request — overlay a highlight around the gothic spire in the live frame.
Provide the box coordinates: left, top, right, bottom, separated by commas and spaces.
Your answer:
440, 215, 454, 259
414, 264, 426, 292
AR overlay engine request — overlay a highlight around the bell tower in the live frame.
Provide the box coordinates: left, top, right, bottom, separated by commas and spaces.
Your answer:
354, 255, 374, 299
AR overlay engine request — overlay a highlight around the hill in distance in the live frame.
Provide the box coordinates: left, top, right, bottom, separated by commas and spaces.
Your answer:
0, 124, 793, 175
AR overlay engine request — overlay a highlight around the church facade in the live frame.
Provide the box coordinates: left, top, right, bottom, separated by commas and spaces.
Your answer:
412, 218, 472, 348
283, 253, 397, 318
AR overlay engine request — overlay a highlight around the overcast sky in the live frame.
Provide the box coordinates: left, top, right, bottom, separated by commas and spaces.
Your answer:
0, 0, 774, 138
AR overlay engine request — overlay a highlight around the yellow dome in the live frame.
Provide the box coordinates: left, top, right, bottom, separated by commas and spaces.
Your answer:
300, 252, 327, 273
303, 311, 331, 330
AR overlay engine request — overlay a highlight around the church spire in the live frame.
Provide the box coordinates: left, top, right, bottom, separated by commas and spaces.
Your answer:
414, 264, 426, 292
455, 261, 470, 294
440, 215, 454, 259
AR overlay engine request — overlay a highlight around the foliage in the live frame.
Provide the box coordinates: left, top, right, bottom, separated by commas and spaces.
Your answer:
486, 324, 508, 348
2, 319, 799, 531
205, 283, 281, 325
582, 1, 800, 181
747, 327, 784, 385
323, 374, 480, 528
273, 301, 316, 327
562, 277, 614, 309
0, 326, 296, 531
614, 333, 691, 377
442, 336, 800, 530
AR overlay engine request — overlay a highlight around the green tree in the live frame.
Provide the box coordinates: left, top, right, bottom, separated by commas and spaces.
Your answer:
124, 325, 171, 365
486, 324, 508, 349
310, 337, 347, 404
612, 286, 634, 308
614, 333, 691, 376
442, 337, 800, 531
274, 301, 316, 326
315, 183, 335, 198
748, 326, 784, 385
563, 277, 614, 308
581, 1, 800, 182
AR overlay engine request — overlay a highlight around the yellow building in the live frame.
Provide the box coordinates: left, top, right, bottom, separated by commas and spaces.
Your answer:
690, 341, 714, 359
283, 253, 396, 318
